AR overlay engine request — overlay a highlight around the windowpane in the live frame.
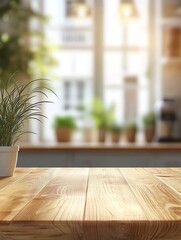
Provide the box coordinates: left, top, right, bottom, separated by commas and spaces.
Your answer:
128, 23, 148, 47
104, 0, 123, 47
30, 0, 151, 142
56, 51, 93, 77
127, 52, 148, 74
104, 52, 123, 85
104, 0, 149, 125
104, 89, 124, 123
30, 0, 94, 142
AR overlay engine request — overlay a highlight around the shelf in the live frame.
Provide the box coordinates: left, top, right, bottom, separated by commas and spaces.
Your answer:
155, 0, 181, 101
19, 143, 181, 153
161, 18, 181, 26
161, 56, 181, 65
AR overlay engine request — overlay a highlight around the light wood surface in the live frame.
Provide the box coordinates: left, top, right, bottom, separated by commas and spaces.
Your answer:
0, 168, 181, 239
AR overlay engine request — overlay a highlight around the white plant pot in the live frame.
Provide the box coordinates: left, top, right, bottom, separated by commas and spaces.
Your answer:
0, 146, 19, 177
82, 128, 98, 142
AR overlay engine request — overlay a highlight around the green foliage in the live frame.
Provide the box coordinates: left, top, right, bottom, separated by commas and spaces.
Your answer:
0, 0, 57, 87
124, 122, 137, 130
29, 42, 58, 79
109, 123, 122, 133
90, 98, 115, 129
0, 76, 54, 146
53, 116, 76, 129
143, 112, 156, 128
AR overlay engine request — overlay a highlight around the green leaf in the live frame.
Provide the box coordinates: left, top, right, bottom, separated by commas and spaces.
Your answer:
0, 76, 56, 146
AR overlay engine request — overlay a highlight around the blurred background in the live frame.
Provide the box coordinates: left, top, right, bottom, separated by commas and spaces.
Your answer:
1, 0, 181, 144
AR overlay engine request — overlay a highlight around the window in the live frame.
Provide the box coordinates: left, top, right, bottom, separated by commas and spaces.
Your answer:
104, 0, 149, 125
30, 0, 150, 142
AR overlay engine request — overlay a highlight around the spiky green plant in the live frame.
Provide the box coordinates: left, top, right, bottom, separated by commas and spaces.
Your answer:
0, 77, 55, 146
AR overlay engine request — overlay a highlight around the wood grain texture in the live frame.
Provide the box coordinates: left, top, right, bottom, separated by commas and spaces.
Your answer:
120, 168, 181, 239
171, 168, 181, 174
10, 168, 90, 240
0, 168, 61, 221
120, 168, 181, 220
143, 168, 181, 175
0, 168, 181, 240
0, 168, 33, 192
83, 168, 149, 240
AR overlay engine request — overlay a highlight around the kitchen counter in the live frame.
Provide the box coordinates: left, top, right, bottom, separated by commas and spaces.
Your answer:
0, 168, 181, 239
17, 143, 181, 168
20, 142, 181, 153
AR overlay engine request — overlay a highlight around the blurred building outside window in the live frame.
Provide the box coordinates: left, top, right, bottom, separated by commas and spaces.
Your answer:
30, 0, 150, 143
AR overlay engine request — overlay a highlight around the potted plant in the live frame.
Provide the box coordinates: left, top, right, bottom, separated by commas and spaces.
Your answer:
124, 122, 137, 143
90, 99, 114, 143
143, 112, 156, 142
97, 121, 108, 143
77, 104, 95, 143
109, 124, 122, 144
0, 78, 54, 177
53, 116, 76, 142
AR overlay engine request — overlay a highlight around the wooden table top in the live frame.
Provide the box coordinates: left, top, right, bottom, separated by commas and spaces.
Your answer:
0, 168, 181, 240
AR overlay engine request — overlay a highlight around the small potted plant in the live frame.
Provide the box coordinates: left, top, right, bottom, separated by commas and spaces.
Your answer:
124, 122, 137, 143
109, 123, 122, 144
143, 112, 156, 142
77, 104, 95, 143
90, 99, 114, 143
0, 77, 54, 177
53, 115, 76, 142
97, 121, 108, 143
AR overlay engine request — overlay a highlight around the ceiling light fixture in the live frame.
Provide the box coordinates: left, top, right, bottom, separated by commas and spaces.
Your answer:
74, 0, 91, 18
118, 0, 139, 20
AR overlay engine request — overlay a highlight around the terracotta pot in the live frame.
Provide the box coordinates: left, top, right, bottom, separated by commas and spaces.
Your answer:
144, 127, 155, 143
98, 129, 106, 143
111, 132, 121, 143
125, 128, 137, 143
55, 128, 73, 142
